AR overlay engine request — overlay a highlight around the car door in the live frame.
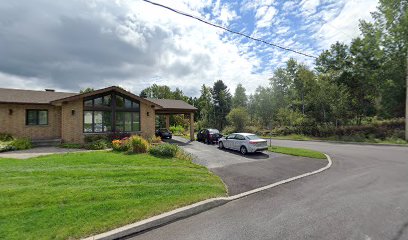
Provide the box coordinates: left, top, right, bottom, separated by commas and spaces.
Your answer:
225, 134, 236, 149
233, 134, 245, 150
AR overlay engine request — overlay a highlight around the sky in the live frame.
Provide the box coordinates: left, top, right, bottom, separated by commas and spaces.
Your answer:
0, 0, 378, 97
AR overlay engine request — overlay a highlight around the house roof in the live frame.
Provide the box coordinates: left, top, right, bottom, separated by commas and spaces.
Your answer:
0, 88, 77, 104
0, 86, 197, 113
146, 98, 197, 112
50, 86, 161, 107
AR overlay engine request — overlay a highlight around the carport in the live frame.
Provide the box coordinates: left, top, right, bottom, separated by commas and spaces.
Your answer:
147, 98, 197, 141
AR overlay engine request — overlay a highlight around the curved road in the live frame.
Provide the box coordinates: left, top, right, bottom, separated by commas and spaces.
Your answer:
128, 140, 408, 240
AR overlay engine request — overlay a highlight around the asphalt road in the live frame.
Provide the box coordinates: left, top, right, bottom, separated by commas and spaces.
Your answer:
128, 140, 408, 240
166, 137, 326, 195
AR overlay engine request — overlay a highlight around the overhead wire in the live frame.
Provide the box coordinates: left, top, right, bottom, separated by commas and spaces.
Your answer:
141, 0, 318, 59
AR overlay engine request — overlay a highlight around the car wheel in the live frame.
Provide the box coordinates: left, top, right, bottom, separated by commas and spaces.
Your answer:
240, 146, 248, 155
219, 141, 224, 149
205, 138, 209, 144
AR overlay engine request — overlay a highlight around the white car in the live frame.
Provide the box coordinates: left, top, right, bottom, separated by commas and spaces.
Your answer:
218, 133, 268, 155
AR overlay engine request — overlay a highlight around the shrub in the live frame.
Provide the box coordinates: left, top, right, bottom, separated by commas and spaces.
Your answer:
112, 138, 130, 151
85, 139, 109, 150
149, 143, 179, 158
60, 143, 83, 149
0, 133, 13, 141
129, 135, 150, 154
108, 132, 131, 142
244, 125, 261, 135
0, 144, 15, 152
227, 108, 249, 132
148, 136, 162, 144
169, 125, 185, 135
222, 125, 236, 135
84, 134, 108, 143
11, 138, 32, 150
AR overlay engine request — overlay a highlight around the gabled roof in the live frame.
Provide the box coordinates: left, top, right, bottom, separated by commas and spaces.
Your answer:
50, 86, 161, 107
146, 98, 197, 112
0, 86, 197, 113
0, 88, 76, 104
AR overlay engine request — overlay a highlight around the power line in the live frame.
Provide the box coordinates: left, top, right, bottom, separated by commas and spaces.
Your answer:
141, 0, 318, 59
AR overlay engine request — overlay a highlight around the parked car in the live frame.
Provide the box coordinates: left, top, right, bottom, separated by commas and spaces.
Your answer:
218, 133, 268, 155
197, 128, 222, 144
155, 128, 172, 139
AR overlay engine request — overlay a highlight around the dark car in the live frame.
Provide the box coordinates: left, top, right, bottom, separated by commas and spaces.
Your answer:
155, 128, 172, 139
197, 128, 222, 144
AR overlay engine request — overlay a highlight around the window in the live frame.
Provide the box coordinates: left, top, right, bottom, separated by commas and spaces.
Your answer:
26, 110, 48, 125
236, 135, 245, 140
84, 111, 93, 132
84, 111, 112, 133
83, 93, 140, 133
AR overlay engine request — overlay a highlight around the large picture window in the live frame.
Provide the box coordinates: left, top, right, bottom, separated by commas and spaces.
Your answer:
83, 92, 140, 133
26, 110, 48, 125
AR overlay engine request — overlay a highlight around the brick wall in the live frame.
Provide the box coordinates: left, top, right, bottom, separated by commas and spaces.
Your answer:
140, 102, 156, 138
0, 99, 158, 144
61, 100, 84, 143
0, 103, 61, 140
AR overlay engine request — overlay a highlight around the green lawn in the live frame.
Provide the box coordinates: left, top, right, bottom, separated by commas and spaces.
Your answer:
268, 145, 326, 159
0, 151, 226, 240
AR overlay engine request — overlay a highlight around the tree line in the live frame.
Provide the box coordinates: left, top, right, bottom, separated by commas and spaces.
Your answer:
140, 0, 407, 136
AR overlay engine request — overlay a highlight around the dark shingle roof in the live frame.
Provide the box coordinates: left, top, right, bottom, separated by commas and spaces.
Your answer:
146, 98, 197, 111
0, 87, 197, 112
0, 88, 77, 104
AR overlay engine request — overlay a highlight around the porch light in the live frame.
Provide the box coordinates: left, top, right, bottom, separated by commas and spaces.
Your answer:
71, 109, 75, 115
8, 109, 13, 115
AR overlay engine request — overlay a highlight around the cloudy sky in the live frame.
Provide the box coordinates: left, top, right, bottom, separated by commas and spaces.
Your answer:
0, 0, 378, 96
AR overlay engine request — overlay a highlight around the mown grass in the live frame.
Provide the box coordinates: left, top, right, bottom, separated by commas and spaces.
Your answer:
268, 145, 326, 159
0, 151, 226, 240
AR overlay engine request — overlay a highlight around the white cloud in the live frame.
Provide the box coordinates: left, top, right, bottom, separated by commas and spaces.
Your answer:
0, 0, 269, 96
314, 0, 377, 48
300, 0, 320, 15
255, 6, 277, 28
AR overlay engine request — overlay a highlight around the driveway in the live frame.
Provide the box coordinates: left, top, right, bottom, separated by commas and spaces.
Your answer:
129, 139, 408, 240
0, 147, 89, 159
166, 136, 327, 195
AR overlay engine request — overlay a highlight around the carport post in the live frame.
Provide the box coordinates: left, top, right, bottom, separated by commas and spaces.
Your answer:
165, 114, 170, 129
189, 112, 194, 141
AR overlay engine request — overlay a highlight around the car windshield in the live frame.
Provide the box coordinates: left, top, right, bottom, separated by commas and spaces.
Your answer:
246, 135, 261, 140
208, 129, 219, 133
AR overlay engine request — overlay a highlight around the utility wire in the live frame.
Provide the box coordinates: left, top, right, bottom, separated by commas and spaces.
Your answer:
141, 0, 318, 59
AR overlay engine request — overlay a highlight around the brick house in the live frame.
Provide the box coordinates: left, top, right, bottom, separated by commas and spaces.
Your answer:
0, 86, 197, 144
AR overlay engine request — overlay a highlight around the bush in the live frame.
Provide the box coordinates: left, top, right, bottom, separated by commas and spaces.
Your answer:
84, 134, 108, 143
147, 136, 162, 144
149, 143, 179, 158
108, 132, 131, 142
85, 139, 109, 150
169, 125, 185, 135
60, 143, 83, 149
129, 135, 150, 154
112, 138, 131, 152
0, 133, 13, 141
244, 125, 261, 135
227, 108, 249, 132
222, 125, 236, 135
11, 138, 32, 150
0, 144, 15, 152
